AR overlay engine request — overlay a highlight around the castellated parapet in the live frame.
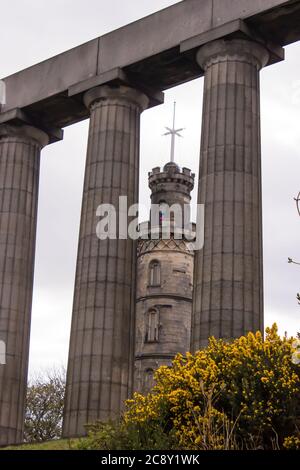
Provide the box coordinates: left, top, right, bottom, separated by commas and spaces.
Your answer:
149, 162, 195, 209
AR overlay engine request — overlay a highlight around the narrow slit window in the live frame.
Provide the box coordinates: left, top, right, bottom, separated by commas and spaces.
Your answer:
146, 308, 159, 342
149, 260, 161, 286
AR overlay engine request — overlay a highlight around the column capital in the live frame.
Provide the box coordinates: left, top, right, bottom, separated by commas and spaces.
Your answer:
83, 84, 150, 112
0, 123, 49, 148
196, 38, 269, 71
0, 108, 63, 144
68, 67, 164, 110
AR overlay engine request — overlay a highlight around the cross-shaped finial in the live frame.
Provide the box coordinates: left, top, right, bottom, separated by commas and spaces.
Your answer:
163, 102, 184, 162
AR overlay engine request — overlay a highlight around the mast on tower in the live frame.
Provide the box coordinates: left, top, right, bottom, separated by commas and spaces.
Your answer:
163, 102, 184, 163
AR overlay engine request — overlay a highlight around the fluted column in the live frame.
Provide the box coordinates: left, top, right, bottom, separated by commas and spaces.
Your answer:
192, 39, 269, 351
0, 124, 49, 446
63, 85, 149, 437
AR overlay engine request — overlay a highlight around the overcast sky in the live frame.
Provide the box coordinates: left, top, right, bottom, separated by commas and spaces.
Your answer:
0, 0, 299, 375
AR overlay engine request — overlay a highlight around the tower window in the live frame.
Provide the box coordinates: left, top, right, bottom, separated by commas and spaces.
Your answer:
149, 260, 161, 286
146, 308, 159, 342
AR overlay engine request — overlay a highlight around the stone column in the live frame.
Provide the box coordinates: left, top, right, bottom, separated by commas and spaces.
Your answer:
63, 85, 149, 437
192, 39, 269, 351
0, 124, 48, 446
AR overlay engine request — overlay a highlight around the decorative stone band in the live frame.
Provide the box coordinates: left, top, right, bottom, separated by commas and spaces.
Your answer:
196, 39, 270, 72
0, 123, 49, 148
83, 84, 150, 112
137, 238, 195, 257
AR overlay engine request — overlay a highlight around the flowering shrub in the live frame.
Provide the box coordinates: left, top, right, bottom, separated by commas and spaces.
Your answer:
125, 325, 300, 449
283, 434, 300, 450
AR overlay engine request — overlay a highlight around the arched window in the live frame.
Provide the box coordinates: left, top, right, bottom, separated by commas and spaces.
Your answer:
144, 368, 154, 391
149, 260, 161, 286
146, 308, 159, 342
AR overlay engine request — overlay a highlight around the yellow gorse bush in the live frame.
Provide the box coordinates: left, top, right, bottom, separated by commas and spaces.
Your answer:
125, 325, 300, 449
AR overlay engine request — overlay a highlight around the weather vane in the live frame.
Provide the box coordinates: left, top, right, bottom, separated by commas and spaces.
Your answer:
163, 102, 184, 162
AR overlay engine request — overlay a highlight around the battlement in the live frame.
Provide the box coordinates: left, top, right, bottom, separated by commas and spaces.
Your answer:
148, 162, 195, 197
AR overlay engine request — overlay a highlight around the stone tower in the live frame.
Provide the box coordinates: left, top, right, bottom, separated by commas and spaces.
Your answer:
134, 162, 195, 393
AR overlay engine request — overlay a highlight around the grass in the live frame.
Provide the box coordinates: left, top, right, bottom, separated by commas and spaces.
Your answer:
1, 438, 80, 450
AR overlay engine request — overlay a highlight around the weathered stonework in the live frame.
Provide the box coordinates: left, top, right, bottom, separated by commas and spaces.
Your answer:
134, 163, 195, 394
192, 39, 268, 350
63, 85, 149, 437
0, 124, 49, 446
0, 0, 296, 444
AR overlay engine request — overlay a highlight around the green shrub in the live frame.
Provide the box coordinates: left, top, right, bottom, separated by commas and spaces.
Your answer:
76, 420, 178, 450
